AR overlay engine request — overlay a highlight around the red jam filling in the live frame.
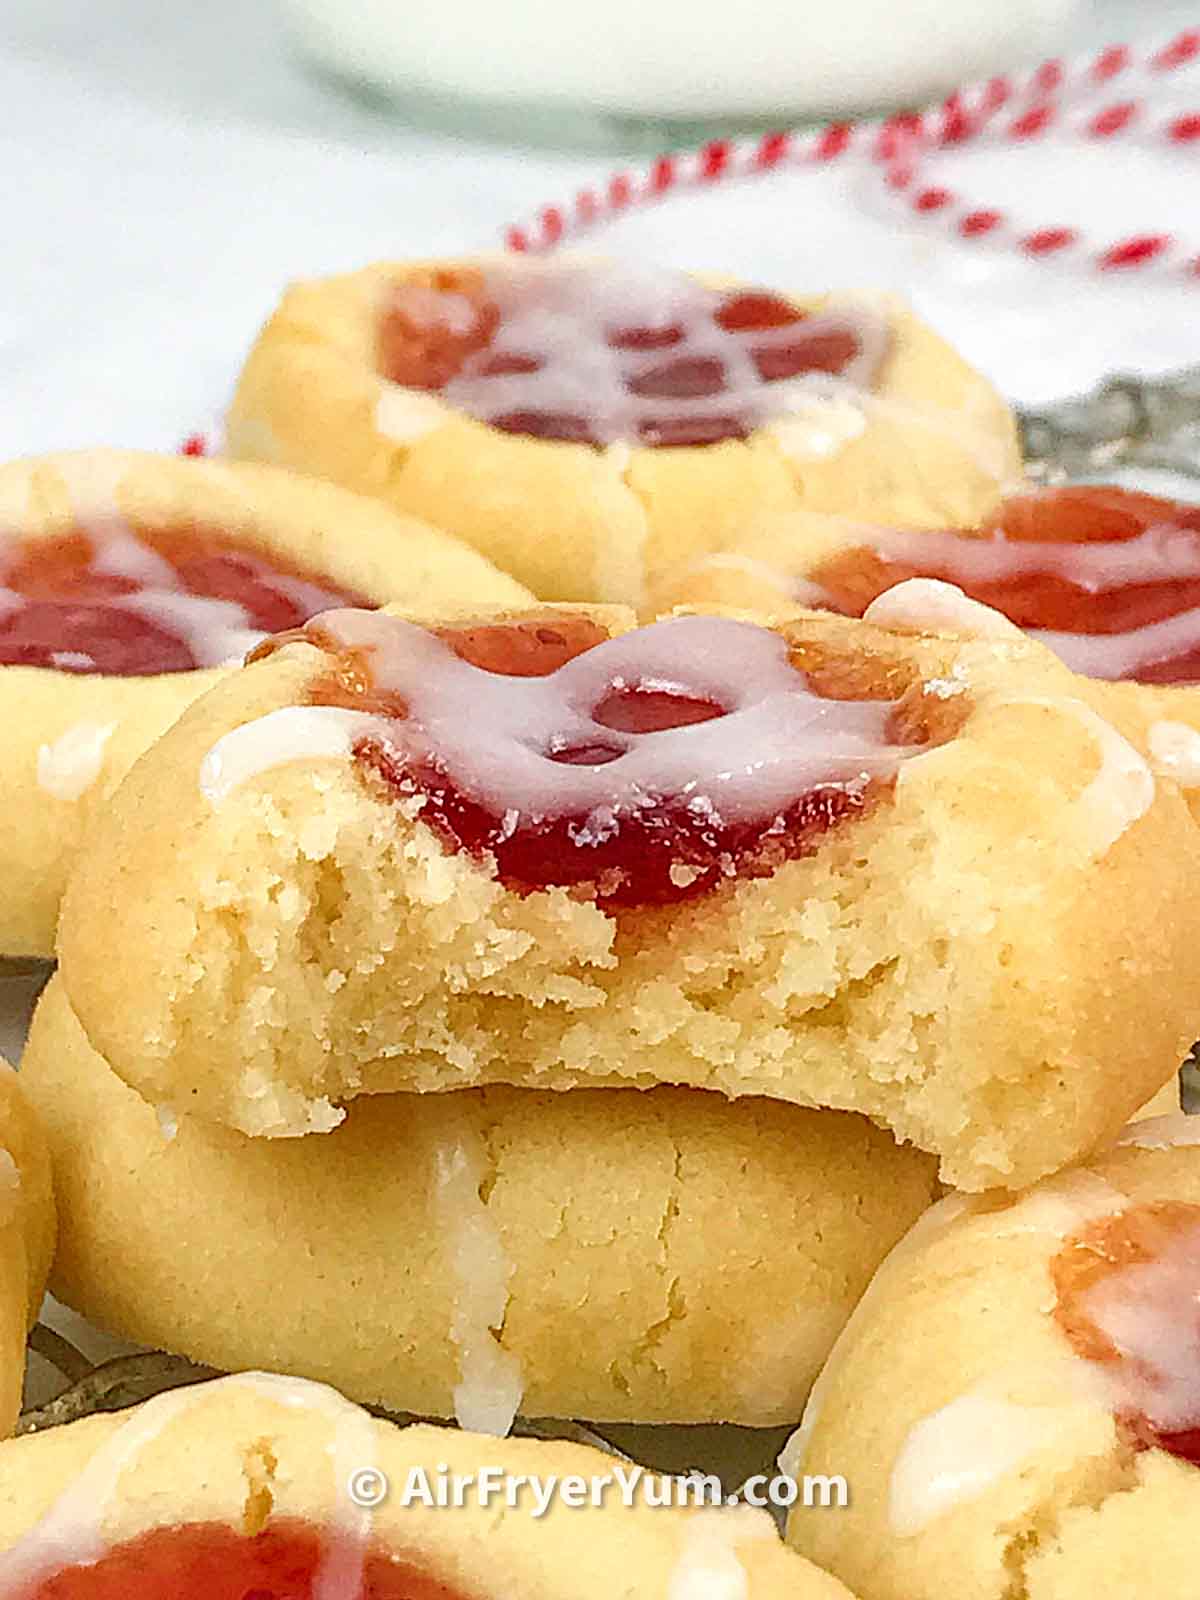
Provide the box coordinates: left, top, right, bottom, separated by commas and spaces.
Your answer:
377, 267, 880, 450
1052, 1201, 1200, 1465
20, 1519, 464, 1600
357, 742, 883, 907
258, 611, 952, 908
812, 485, 1200, 684
0, 524, 368, 677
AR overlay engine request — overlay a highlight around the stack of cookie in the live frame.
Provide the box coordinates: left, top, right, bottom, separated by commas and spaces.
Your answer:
28, 579, 1200, 1427
4, 252, 1200, 1597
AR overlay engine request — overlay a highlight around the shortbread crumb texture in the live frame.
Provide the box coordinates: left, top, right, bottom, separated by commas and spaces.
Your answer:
0, 448, 531, 957
57, 603, 1200, 1190
0, 1375, 854, 1598
226, 255, 1022, 604
785, 1134, 1200, 1600
23, 977, 937, 1426
0, 1064, 55, 1439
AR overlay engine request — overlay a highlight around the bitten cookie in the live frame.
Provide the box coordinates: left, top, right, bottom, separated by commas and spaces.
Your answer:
784, 1118, 1200, 1600
22, 976, 937, 1427
0, 1373, 853, 1598
652, 484, 1200, 769
0, 449, 530, 957
0, 1065, 55, 1439
226, 253, 1021, 604
57, 597, 1200, 1189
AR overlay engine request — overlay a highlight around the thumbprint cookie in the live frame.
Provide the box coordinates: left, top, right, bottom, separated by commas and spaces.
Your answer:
0, 449, 530, 956
654, 485, 1200, 802
0, 1373, 853, 1598
56, 597, 1200, 1189
22, 975, 937, 1428
784, 1118, 1200, 1600
226, 254, 1021, 604
0, 1065, 54, 1439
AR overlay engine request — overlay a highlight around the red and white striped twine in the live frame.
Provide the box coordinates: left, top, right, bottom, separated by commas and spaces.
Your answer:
504, 28, 1200, 279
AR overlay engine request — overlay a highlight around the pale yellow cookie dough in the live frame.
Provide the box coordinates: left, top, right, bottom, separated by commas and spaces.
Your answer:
0, 1063, 55, 1439
22, 977, 937, 1426
646, 507, 901, 618
785, 1126, 1200, 1600
0, 1373, 854, 1597
0, 448, 530, 958
58, 596, 1200, 1191
226, 253, 1022, 605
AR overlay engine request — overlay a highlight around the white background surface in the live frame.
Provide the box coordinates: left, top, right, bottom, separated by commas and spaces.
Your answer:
1, 0, 1199, 462
4, 0, 1200, 1430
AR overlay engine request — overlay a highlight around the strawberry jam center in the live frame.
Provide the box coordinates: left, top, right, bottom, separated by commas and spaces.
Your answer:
0, 524, 368, 677
377, 263, 888, 450
252, 609, 939, 907
18, 1519, 463, 1600
809, 485, 1200, 684
1052, 1201, 1200, 1464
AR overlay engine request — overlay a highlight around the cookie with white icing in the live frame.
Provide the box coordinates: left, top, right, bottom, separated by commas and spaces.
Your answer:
226, 253, 1021, 605
652, 485, 1200, 790
22, 976, 937, 1427
784, 1121, 1200, 1600
0, 1373, 853, 1599
0, 1064, 55, 1439
57, 597, 1200, 1189
0, 449, 530, 958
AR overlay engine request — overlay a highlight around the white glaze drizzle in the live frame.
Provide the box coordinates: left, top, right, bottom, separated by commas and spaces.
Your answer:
857, 584, 1155, 856
862, 578, 1027, 642
390, 261, 890, 447
888, 1390, 1069, 1536
994, 695, 1155, 859
199, 707, 369, 803
1116, 1112, 1200, 1151
431, 1117, 524, 1436
667, 1507, 776, 1600
987, 1170, 1128, 1240
766, 387, 868, 462
0, 517, 351, 676
120, 591, 266, 669
197, 613, 923, 827
297, 610, 916, 825
155, 1106, 180, 1144
1147, 720, 1200, 786
870, 522, 1200, 591
1034, 609, 1200, 680
0, 1373, 378, 1593
375, 385, 450, 443
36, 721, 116, 801
246, 1372, 378, 1600
835, 522, 1200, 681
1079, 1213, 1200, 1435
780, 1193, 981, 1479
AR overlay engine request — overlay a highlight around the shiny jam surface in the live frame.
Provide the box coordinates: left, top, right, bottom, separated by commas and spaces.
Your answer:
376, 264, 885, 449
20, 1519, 463, 1600
262, 609, 946, 907
0, 523, 367, 676
1052, 1200, 1200, 1464
811, 486, 1200, 684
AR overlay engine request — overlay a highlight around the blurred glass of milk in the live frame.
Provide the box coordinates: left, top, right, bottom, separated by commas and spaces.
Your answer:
282, 0, 1084, 141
